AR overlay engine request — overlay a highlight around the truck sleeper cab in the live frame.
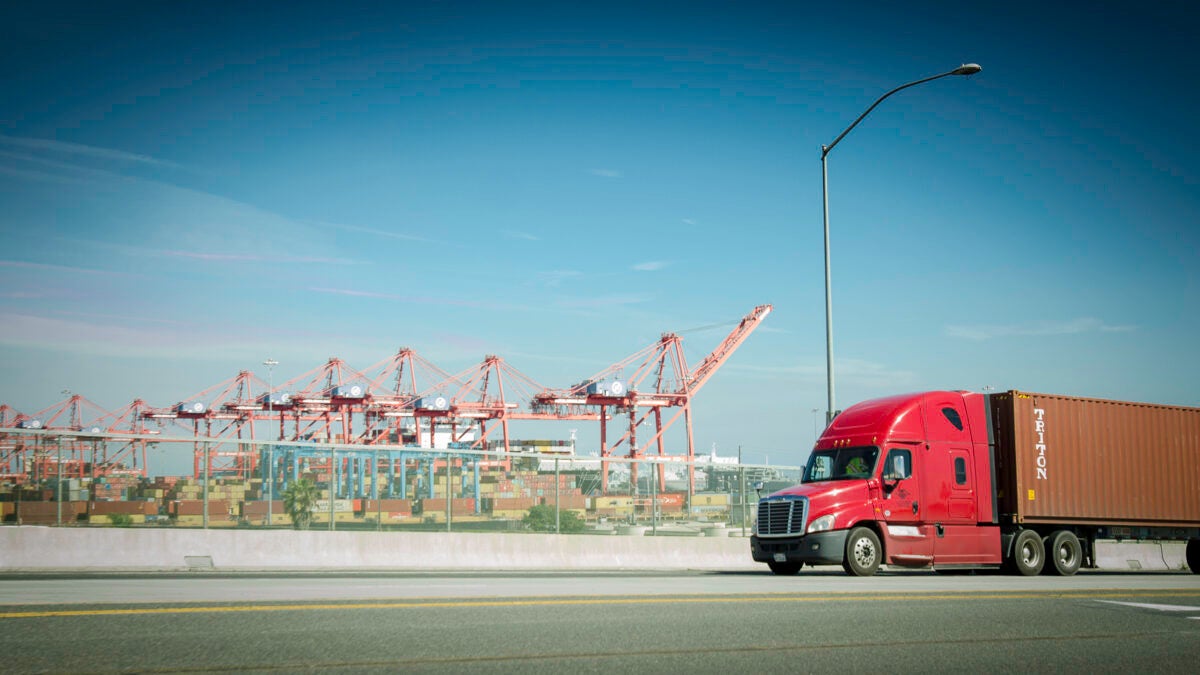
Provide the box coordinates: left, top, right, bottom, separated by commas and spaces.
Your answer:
751, 390, 1200, 577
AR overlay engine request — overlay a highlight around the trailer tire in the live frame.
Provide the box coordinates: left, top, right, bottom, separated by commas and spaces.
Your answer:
768, 561, 803, 576
842, 527, 882, 577
1188, 540, 1200, 574
1043, 530, 1081, 576
1010, 529, 1045, 576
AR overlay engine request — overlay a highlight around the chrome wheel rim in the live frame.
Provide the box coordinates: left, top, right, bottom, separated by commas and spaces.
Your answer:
853, 537, 876, 568
1057, 542, 1076, 568
1022, 541, 1040, 567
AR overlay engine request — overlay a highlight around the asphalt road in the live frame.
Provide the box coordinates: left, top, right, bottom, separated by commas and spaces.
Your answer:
2, 569, 1199, 674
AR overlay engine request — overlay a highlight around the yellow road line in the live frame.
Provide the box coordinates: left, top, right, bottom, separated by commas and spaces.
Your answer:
3, 589, 1200, 619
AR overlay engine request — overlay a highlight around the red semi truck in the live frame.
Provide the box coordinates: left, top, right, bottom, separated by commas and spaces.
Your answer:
751, 390, 1200, 576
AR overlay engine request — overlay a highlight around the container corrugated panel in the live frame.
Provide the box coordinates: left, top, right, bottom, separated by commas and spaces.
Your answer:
993, 390, 1200, 527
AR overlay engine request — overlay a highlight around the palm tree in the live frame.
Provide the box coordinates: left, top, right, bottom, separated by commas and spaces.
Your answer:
282, 478, 319, 530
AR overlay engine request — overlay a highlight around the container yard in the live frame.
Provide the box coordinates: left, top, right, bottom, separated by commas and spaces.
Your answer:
0, 307, 776, 535
0, 457, 752, 531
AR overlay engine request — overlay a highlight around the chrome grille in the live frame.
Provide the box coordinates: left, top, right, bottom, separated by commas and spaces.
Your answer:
756, 496, 807, 537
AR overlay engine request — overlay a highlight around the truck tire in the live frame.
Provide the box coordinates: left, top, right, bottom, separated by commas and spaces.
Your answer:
1010, 529, 1045, 576
1043, 530, 1081, 576
768, 561, 803, 576
842, 527, 882, 577
1188, 540, 1200, 574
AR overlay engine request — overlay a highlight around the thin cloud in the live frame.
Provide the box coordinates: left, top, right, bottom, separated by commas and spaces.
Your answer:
632, 261, 668, 272
324, 221, 437, 244
537, 270, 582, 287
731, 358, 917, 388
0, 162, 84, 184
60, 239, 362, 266
0, 260, 134, 277
0, 312, 240, 361
682, 218, 697, 225
0, 135, 182, 170
589, 168, 623, 178
158, 249, 358, 264
309, 287, 533, 311
945, 318, 1136, 341
51, 310, 194, 327
503, 230, 540, 241
554, 295, 652, 309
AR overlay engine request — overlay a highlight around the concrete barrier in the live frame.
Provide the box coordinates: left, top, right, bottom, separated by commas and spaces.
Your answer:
0, 526, 759, 572
1, 528, 1187, 573
1094, 540, 1188, 571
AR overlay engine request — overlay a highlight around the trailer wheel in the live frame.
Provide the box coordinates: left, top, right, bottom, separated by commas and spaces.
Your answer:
1187, 540, 1200, 574
1011, 529, 1045, 576
842, 527, 882, 577
1043, 530, 1081, 576
768, 561, 803, 576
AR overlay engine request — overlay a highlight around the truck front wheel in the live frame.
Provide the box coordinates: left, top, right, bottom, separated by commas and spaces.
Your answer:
768, 561, 803, 576
842, 527, 882, 577
1043, 530, 1081, 576
1187, 540, 1200, 574
1010, 529, 1045, 576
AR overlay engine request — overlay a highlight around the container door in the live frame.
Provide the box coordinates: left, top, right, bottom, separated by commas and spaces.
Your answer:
879, 447, 933, 564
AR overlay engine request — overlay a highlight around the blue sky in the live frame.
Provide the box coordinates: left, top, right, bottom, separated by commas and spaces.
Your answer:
1, 1, 1197, 470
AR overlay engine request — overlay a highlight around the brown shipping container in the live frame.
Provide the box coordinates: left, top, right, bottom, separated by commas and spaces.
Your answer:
993, 391, 1200, 527
172, 499, 232, 517
241, 500, 285, 517
90, 501, 152, 516
359, 499, 413, 513
17, 501, 88, 523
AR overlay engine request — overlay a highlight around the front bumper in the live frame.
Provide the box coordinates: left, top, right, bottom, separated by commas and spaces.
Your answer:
751, 530, 849, 566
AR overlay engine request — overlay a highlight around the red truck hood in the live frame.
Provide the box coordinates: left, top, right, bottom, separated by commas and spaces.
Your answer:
766, 480, 870, 514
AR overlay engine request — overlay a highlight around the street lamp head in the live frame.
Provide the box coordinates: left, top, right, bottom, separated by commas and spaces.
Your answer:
952, 63, 982, 76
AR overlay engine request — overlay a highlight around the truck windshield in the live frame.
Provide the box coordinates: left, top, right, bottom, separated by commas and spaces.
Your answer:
802, 447, 879, 483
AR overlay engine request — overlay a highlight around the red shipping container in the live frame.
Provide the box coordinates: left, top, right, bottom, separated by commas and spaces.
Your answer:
657, 493, 685, 507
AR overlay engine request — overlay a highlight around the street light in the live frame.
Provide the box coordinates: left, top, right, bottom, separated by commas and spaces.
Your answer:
821, 63, 981, 424
263, 358, 278, 526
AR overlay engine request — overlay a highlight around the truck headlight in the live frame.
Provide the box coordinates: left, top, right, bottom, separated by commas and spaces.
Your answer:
807, 514, 834, 533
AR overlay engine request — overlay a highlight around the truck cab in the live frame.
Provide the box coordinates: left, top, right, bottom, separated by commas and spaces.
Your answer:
751, 390, 1001, 575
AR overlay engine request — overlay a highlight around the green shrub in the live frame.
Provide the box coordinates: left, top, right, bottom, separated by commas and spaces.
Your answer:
522, 504, 585, 533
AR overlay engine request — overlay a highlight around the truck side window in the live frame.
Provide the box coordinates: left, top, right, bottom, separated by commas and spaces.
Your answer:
941, 407, 964, 431
954, 457, 968, 485
884, 449, 912, 480
811, 456, 832, 481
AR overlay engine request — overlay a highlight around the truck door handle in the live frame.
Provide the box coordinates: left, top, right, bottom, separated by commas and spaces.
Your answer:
912, 502, 919, 514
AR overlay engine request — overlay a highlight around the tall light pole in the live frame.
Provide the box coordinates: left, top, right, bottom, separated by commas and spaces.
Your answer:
263, 358, 278, 526
821, 63, 981, 424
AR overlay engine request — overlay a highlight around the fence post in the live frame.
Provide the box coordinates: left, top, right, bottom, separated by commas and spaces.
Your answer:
202, 441, 210, 529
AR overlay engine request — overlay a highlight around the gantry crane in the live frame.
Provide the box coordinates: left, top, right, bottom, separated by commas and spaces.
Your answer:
7, 306, 771, 489
533, 304, 772, 491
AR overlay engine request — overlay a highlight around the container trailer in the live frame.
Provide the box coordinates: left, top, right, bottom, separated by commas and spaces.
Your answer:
751, 390, 1200, 576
